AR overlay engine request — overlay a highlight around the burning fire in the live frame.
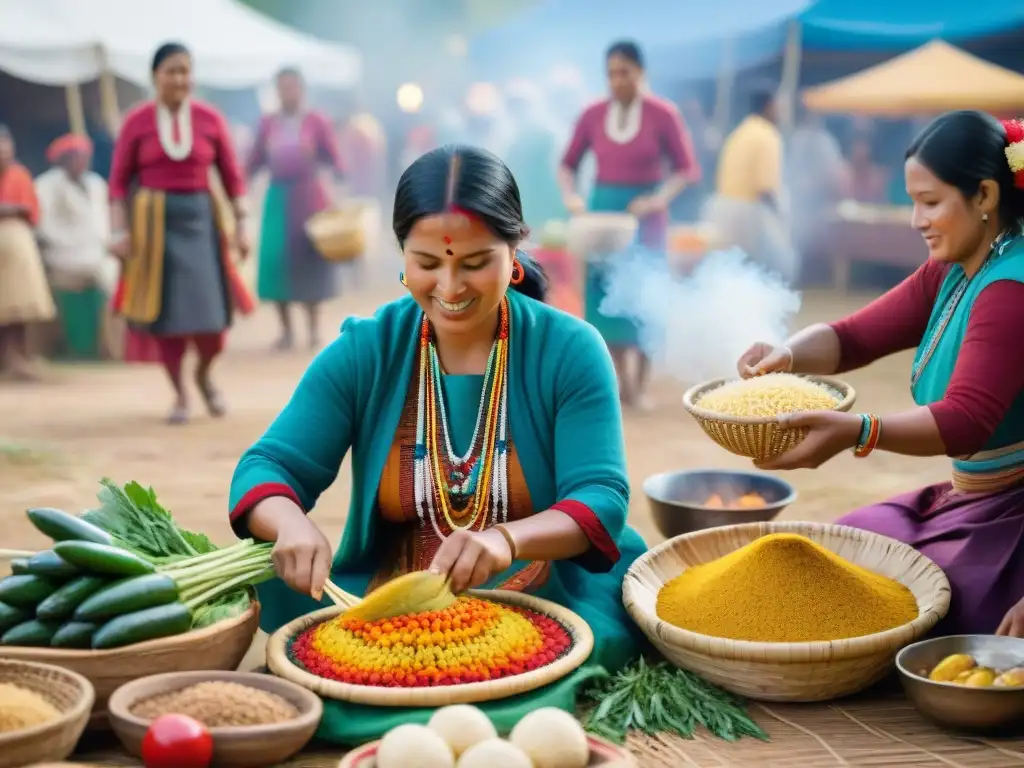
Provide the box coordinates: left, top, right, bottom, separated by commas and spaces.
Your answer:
703, 492, 767, 509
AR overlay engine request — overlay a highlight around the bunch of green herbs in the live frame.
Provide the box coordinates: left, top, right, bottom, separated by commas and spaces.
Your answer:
582, 657, 769, 744
82, 479, 258, 626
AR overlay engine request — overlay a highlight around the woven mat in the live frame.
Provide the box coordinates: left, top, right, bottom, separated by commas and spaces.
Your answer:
62, 690, 1024, 768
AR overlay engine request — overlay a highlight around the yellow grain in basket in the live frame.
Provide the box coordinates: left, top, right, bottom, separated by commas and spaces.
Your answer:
697, 373, 839, 418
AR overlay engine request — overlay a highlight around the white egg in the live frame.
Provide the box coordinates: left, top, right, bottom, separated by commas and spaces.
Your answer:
510, 707, 589, 768
376, 723, 454, 768
456, 738, 533, 768
428, 704, 498, 756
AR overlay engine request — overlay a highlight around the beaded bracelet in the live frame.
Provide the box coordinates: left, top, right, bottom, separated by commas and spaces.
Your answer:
853, 413, 881, 458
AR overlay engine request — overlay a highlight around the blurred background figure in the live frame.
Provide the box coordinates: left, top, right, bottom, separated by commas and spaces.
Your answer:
0, 124, 53, 381
248, 67, 345, 351
559, 40, 700, 409
34, 134, 118, 361
842, 134, 889, 204
108, 42, 253, 425
703, 90, 796, 283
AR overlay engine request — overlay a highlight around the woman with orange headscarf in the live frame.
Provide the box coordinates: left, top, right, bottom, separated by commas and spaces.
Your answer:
0, 125, 54, 380
35, 134, 118, 360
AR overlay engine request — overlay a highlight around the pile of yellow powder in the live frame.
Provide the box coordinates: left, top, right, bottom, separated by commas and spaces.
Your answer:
0, 682, 62, 733
697, 373, 839, 418
656, 533, 920, 643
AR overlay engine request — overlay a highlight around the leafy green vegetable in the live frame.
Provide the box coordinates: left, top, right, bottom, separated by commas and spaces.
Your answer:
582, 657, 769, 744
83, 479, 216, 562
190, 588, 253, 629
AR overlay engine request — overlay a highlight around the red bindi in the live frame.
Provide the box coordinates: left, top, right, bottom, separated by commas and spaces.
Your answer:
443, 236, 452, 244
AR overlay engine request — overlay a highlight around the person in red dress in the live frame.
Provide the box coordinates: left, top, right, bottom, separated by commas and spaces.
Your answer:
109, 42, 253, 424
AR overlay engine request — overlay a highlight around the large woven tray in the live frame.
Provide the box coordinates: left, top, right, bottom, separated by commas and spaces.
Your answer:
266, 589, 594, 707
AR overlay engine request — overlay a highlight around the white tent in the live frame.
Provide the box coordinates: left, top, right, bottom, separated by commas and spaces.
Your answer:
0, 0, 361, 89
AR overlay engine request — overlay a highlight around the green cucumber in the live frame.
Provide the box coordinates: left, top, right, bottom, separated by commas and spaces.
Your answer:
52, 541, 154, 577
25, 550, 80, 580
52, 621, 99, 649
26, 507, 113, 545
9, 559, 29, 575
75, 573, 178, 621
92, 602, 192, 649
1, 619, 59, 646
0, 574, 59, 607
37, 576, 109, 621
0, 602, 31, 633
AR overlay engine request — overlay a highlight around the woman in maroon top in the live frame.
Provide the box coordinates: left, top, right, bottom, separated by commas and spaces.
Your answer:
737, 111, 1024, 637
109, 42, 253, 424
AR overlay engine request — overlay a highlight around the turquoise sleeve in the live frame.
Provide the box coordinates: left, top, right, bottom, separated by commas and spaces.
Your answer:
552, 322, 630, 539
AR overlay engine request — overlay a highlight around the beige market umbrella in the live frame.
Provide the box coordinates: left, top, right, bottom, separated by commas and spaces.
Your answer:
802, 40, 1024, 116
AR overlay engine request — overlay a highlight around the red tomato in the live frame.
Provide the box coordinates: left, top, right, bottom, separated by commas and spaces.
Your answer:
141, 714, 214, 768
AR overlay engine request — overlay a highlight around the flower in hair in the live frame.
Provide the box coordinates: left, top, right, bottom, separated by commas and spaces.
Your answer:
1003, 118, 1024, 189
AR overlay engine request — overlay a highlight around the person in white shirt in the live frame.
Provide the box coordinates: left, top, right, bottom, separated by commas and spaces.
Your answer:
35, 134, 118, 360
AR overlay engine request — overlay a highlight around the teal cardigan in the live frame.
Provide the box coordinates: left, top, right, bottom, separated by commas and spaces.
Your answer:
229, 289, 649, 673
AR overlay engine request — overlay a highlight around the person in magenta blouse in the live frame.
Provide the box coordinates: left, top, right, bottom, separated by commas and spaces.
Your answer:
558, 40, 701, 408
108, 42, 254, 425
248, 68, 345, 351
737, 111, 1024, 637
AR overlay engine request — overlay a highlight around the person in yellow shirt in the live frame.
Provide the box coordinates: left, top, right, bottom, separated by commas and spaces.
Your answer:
703, 90, 797, 281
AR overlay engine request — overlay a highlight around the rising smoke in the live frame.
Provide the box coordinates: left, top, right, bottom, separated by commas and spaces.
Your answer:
598, 248, 802, 385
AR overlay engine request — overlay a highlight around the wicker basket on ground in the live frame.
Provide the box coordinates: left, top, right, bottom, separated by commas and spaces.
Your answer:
622, 521, 951, 703
0, 659, 94, 767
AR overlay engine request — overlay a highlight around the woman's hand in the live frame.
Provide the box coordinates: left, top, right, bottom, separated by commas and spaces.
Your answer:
737, 342, 793, 378
269, 511, 333, 600
756, 411, 862, 471
109, 233, 131, 261
997, 598, 1024, 637
234, 223, 252, 260
627, 194, 666, 218
564, 193, 586, 216
428, 528, 513, 594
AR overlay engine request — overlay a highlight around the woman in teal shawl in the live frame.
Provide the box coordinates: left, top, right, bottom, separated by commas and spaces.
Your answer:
229, 144, 648, 743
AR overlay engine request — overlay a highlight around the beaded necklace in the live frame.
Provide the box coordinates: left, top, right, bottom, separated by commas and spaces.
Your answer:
414, 297, 510, 540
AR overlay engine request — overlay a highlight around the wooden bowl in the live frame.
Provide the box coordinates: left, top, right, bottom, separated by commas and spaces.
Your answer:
267, 590, 595, 707
0, 659, 94, 768
682, 376, 856, 461
622, 521, 951, 702
0, 600, 259, 729
107, 670, 322, 768
338, 733, 636, 767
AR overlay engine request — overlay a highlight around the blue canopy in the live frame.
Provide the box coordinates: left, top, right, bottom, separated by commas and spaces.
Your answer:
466, 0, 812, 82
801, 0, 1024, 50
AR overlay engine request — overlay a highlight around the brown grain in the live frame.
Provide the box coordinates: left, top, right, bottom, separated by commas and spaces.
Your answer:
130, 681, 298, 728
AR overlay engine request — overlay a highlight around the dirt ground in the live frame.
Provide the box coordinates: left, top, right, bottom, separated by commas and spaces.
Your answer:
0, 279, 950, 557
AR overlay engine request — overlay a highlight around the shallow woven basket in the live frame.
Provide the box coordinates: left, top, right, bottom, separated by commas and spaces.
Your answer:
267, 589, 594, 707
0, 599, 259, 729
622, 521, 951, 702
306, 200, 375, 263
0, 659, 94, 768
682, 375, 857, 461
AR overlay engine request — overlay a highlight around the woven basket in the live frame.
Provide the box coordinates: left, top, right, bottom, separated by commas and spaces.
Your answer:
0, 599, 259, 729
682, 376, 857, 461
306, 199, 377, 263
267, 590, 594, 707
566, 213, 638, 263
0, 659, 94, 768
622, 521, 951, 702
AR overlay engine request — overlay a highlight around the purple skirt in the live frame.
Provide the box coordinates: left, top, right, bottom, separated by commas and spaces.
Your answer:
838, 482, 1024, 635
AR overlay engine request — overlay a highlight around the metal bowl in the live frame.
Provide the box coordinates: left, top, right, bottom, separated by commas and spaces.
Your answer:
643, 469, 796, 540
895, 634, 1024, 732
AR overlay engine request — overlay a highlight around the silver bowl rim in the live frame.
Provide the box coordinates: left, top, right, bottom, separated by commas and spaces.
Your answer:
894, 634, 1024, 690
642, 468, 798, 512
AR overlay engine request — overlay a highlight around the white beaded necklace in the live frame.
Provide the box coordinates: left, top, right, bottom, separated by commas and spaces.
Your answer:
413, 312, 510, 540
156, 99, 193, 161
